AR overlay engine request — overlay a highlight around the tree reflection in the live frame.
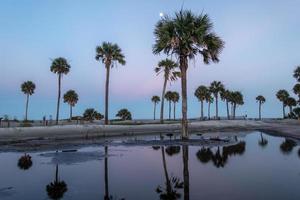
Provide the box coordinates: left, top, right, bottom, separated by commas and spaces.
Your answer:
280, 139, 297, 154
46, 164, 68, 200
18, 153, 32, 170
156, 146, 183, 200
165, 146, 181, 156
196, 142, 246, 168
182, 145, 189, 200
258, 133, 268, 148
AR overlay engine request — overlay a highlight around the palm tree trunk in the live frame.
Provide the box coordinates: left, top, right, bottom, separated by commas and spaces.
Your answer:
208, 102, 211, 120
182, 145, 189, 200
25, 94, 29, 121
282, 102, 285, 118
200, 100, 204, 120
104, 146, 109, 200
55, 164, 58, 183
215, 95, 219, 119
259, 102, 261, 120
154, 103, 156, 120
160, 77, 168, 123
104, 64, 110, 125
180, 56, 188, 139
56, 74, 61, 125
70, 105, 72, 121
168, 100, 171, 120
226, 100, 229, 120
173, 102, 176, 120
233, 104, 236, 119
289, 106, 292, 114
161, 146, 171, 194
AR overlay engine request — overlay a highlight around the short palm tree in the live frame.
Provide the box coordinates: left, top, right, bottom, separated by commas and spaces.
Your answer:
165, 91, 174, 120
205, 92, 214, 120
95, 42, 126, 125
285, 97, 297, 114
220, 89, 231, 120
194, 86, 208, 120
116, 108, 132, 120
151, 96, 161, 120
293, 83, 300, 100
155, 59, 179, 123
171, 91, 180, 120
50, 57, 71, 125
276, 90, 290, 118
293, 66, 300, 82
153, 10, 224, 139
256, 95, 266, 120
209, 81, 224, 119
63, 90, 79, 121
229, 91, 244, 119
21, 81, 36, 121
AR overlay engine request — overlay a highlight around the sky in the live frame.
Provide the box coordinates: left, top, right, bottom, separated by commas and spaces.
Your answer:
0, 0, 299, 120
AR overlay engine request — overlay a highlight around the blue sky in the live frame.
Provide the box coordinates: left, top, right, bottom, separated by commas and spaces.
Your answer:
0, 0, 299, 120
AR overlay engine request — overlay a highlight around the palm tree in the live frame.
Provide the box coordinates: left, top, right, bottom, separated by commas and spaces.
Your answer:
229, 91, 244, 119
153, 10, 224, 139
155, 59, 179, 123
276, 90, 290, 118
50, 57, 71, 125
63, 90, 78, 121
256, 95, 266, 120
116, 109, 132, 120
95, 42, 126, 125
165, 91, 174, 120
209, 81, 224, 119
293, 66, 300, 82
285, 97, 297, 114
220, 89, 231, 120
205, 92, 214, 120
151, 96, 161, 120
258, 132, 268, 148
194, 86, 208, 120
21, 81, 36, 121
293, 83, 300, 100
171, 92, 180, 120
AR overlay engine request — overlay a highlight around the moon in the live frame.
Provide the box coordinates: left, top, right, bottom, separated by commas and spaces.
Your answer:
159, 12, 164, 17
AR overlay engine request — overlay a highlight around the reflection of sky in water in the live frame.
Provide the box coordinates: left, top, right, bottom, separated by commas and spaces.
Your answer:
0, 131, 300, 200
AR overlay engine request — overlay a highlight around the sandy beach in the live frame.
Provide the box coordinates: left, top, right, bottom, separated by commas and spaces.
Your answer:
0, 119, 299, 151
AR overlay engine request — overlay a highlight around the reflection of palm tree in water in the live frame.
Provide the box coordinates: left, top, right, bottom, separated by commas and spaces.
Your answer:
46, 164, 68, 200
258, 133, 268, 147
18, 153, 33, 170
156, 146, 183, 199
280, 139, 297, 154
182, 145, 189, 200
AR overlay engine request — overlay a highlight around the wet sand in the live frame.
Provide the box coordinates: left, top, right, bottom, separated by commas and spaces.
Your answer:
0, 119, 299, 152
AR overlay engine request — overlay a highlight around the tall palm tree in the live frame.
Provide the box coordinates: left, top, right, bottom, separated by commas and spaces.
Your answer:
50, 57, 71, 125
276, 90, 290, 118
285, 97, 297, 114
171, 91, 180, 120
153, 10, 224, 139
21, 81, 36, 121
63, 90, 79, 121
95, 42, 126, 125
194, 86, 208, 120
209, 81, 224, 119
220, 89, 231, 120
293, 83, 300, 101
205, 92, 214, 120
293, 66, 300, 82
151, 96, 161, 120
165, 91, 174, 120
155, 59, 179, 123
256, 95, 266, 120
229, 91, 244, 119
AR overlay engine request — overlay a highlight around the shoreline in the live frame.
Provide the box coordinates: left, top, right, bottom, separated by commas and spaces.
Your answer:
0, 119, 299, 152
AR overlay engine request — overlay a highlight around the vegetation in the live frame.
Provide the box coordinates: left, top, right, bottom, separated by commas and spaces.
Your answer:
165, 91, 173, 120
83, 108, 103, 121
229, 91, 244, 119
209, 81, 224, 119
220, 89, 231, 120
21, 81, 36, 121
95, 42, 126, 125
285, 97, 297, 114
293, 83, 300, 100
50, 57, 71, 125
153, 10, 224, 138
205, 91, 214, 120
63, 90, 79, 121
171, 91, 180, 120
18, 154, 32, 170
155, 59, 179, 123
256, 95, 266, 120
46, 165, 68, 200
194, 86, 208, 120
293, 66, 300, 82
116, 109, 132, 120
276, 90, 289, 118
151, 96, 160, 120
